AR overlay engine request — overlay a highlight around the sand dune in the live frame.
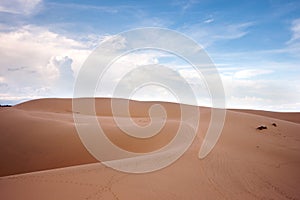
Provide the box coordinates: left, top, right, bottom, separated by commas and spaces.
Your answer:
0, 98, 299, 199
230, 108, 300, 124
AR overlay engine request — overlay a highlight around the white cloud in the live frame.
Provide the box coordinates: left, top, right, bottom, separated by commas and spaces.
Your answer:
100, 35, 127, 51
0, 0, 42, 15
46, 56, 74, 97
95, 51, 164, 97
176, 65, 299, 111
0, 25, 94, 103
180, 22, 253, 47
94, 48, 214, 106
204, 18, 214, 24
214, 22, 253, 40
0, 25, 91, 75
219, 70, 300, 111
211, 19, 300, 58
288, 18, 300, 43
0, 76, 5, 83
0, 24, 299, 111
284, 18, 300, 56
47, 2, 119, 14
234, 69, 273, 79
95, 44, 300, 111
173, 0, 199, 13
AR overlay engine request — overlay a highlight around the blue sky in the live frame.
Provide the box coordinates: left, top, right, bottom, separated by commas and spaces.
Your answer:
0, 0, 299, 111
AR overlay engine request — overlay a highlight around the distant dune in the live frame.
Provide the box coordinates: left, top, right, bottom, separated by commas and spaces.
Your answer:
0, 98, 299, 200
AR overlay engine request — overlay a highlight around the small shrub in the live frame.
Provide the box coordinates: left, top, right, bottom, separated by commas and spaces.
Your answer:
257, 125, 267, 130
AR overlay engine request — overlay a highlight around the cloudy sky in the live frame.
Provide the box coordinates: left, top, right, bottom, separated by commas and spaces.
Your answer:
0, 0, 299, 111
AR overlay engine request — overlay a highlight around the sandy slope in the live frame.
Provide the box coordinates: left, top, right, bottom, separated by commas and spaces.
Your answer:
0, 98, 299, 200
230, 109, 300, 124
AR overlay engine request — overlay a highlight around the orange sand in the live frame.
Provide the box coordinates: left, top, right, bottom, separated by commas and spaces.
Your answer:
0, 98, 299, 199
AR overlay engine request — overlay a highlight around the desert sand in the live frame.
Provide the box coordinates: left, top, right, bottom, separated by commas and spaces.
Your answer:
0, 98, 299, 200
